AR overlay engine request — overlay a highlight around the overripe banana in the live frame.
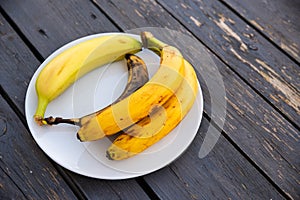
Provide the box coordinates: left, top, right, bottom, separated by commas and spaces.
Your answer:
76, 44, 185, 141
44, 53, 149, 126
106, 59, 198, 160
34, 34, 142, 125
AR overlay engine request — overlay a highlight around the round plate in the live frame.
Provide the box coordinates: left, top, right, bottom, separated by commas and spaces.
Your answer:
25, 33, 203, 179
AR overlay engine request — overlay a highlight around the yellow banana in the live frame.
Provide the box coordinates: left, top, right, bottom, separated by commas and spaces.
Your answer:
44, 54, 149, 126
106, 59, 198, 160
76, 45, 185, 141
34, 34, 142, 125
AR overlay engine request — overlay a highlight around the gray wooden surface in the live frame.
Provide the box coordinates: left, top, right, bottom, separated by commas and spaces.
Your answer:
0, 0, 299, 199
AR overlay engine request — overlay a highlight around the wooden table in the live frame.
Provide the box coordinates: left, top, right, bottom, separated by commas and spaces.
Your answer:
0, 0, 299, 199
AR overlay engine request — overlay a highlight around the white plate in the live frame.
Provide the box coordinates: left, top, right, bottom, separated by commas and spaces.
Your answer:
25, 33, 203, 179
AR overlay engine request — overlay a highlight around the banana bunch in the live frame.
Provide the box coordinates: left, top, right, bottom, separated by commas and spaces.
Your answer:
35, 32, 198, 161
34, 34, 142, 125
107, 32, 198, 160
107, 59, 198, 160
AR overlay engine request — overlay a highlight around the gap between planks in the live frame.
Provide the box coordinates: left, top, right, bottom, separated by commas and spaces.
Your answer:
0, 6, 44, 62
0, 86, 87, 200
218, 0, 300, 67
202, 112, 293, 200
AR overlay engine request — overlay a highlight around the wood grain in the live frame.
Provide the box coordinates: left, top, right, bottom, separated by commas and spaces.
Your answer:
1, 0, 119, 58
0, 168, 27, 199
0, 14, 40, 114
220, 0, 300, 63
144, 118, 284, 199
69, 172, 150, 199
0, 95, 77, 199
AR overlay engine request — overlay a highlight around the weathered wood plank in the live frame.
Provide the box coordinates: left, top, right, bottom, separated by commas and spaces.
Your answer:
92, 0, 300, 198
0, 168, 27, 199
0, 95, 77, 199
0, 8, 149, 199
220, 0, 300, 63
69, 172, 150, 200
91, 0, 189, 34
0, 15, 40, 114
157, 0, 300, 127
215, 55, 300, 199
1, 0, 119, 58
144, 118, 284, 200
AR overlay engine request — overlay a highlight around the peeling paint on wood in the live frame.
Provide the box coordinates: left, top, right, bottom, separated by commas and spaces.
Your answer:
134, 9, 144, 18
230, 47, 300, 113
280, 42, 299, 60
249, 20, 264, 31
190, 16, 202, 27
223, 0, 300, 62
214, 15, 248, 51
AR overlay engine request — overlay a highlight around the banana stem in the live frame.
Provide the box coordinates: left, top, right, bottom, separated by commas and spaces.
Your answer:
34, 97, 49, 125
141, 31, 168, 54
43, 116, 81, 126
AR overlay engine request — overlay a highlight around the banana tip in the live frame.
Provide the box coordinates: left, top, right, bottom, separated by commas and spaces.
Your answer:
141, 31, 153, 38
140, 31, 153, 48
76, 133, 83, 142
106, 151, 114, 160
124, 53, 132, 60
33, 115, 47, 126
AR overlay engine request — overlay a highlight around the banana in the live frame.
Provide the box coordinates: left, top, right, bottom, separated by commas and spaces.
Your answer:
106, 59, 198, 160
76, 44, 185, 141
43, 53, 149, 126
34, 34, 142, 125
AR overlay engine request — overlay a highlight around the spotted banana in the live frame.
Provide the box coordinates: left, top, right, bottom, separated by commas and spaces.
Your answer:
106, 59, 198, 160
105, 32, 199, 160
